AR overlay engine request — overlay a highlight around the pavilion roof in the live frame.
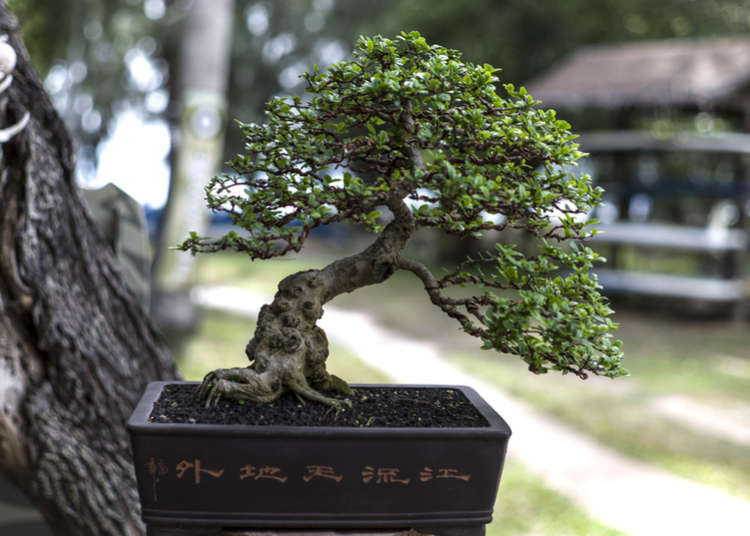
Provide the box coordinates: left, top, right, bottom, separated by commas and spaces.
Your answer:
526, 37, 750, 111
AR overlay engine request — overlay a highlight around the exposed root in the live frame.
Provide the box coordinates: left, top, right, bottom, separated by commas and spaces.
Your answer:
196, 365, 351, 410
197, 367, 283, 408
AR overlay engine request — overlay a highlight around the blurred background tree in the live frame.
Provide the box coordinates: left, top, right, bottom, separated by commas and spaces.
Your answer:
10, 0, 750, 206
7, 0, 382, 192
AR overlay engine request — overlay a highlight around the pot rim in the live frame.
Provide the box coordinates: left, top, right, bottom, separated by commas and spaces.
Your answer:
128, 381, 512, 440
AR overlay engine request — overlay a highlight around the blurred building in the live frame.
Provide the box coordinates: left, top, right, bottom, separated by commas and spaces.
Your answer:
527, 37, 750, 121
526, 37, 750, 317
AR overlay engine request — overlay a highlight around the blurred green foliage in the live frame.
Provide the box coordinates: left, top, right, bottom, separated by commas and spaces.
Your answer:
371, 0, 750, 85
10, 0, 750, 182
8, 0, 73, 75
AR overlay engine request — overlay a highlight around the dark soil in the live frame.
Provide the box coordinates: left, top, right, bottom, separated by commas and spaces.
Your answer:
150, 384, 489, 428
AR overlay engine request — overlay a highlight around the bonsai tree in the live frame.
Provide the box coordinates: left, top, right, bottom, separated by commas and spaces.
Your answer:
180, 32, 625, 410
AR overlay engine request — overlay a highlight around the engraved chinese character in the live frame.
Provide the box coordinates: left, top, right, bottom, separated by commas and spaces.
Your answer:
239, 464, 257, 480
146, 457, 168, 501
419, 466, 471, 482
239, 464, 288, 483
257, 465, 288, 483
175, 459, 225, 485
303, 465, 343, 483
436, 468, 471, 481
419, 466, 434, 482
361, 465, 376, 483
361, 466, 410, 485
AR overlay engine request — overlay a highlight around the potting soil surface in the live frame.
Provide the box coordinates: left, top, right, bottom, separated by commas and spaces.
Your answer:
150, 384, 489, 427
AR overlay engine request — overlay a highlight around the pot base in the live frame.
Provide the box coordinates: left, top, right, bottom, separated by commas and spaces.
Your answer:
145, 525, 483, 536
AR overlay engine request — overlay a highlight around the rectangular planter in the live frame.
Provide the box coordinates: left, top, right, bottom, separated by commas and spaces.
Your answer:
128, 381, 511, 536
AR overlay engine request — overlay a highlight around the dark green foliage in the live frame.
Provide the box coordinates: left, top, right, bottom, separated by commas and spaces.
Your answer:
372, 0, 748, 85
181, 32, 624, 380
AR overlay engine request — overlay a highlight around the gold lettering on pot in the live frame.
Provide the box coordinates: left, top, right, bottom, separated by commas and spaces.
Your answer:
361, 466, 410, 485
303, 465, 343, 483
147, 457, 475, 490
175, 459, 225, 484
145, 457, 168, 501
239, 464, 288, 483
420, 466, 472, 482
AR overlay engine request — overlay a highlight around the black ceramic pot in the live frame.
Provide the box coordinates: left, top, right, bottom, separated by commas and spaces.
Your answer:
128, 381, 511, 536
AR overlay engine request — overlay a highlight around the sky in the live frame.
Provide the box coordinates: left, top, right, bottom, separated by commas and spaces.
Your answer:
90, 110, 171, 208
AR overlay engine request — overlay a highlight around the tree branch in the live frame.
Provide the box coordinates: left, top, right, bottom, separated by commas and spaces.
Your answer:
396, 257, 485, 336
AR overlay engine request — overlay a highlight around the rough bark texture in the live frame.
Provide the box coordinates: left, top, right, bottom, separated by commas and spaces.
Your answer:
199, 198, 415, 408
0, 5, 179, 535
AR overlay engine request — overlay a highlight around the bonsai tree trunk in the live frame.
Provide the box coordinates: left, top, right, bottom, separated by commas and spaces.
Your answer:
200, 198, 415, 408
0, 4, 178, 535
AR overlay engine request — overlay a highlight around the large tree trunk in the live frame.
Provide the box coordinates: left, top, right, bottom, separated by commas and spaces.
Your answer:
0, 4, 179, 535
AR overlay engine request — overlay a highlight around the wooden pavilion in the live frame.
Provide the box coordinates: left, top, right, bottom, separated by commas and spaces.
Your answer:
527, 37, 750, 119
525, 37, 750, 315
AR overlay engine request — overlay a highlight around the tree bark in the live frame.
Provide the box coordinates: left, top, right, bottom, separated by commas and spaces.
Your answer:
0, 4, 179, 535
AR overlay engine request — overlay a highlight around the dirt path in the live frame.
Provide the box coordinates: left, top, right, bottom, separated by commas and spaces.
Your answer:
194, 285, 750, 536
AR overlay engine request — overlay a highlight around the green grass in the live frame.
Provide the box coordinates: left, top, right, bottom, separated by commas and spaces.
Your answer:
195, 253, 311, 294
451, 351, 750, 501
177, 308, 255, 381
491, 461, 625, 536
613, 312, 750, 404
177, 305, 622, 536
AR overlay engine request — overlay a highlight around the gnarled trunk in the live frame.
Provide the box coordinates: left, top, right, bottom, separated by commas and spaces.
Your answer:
0, 4, 178, 535
199, 199, 415, 408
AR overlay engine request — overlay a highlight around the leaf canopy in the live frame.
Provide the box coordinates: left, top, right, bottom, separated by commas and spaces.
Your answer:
180, 31, 625, 380
182, 31, 598, 255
